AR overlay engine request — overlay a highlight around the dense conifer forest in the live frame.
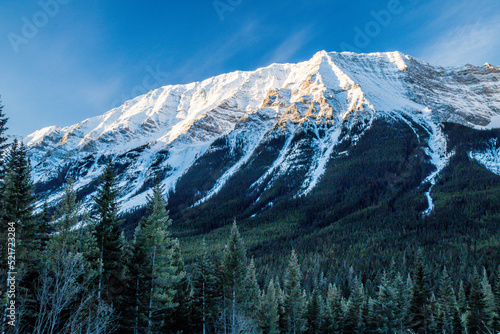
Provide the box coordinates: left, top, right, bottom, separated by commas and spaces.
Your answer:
1, 99, 500, 333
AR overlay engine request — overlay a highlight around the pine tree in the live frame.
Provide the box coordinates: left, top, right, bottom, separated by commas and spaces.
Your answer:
428, 292, 439, 334
3, 140, 48, 331
131, 181, 180, 333
364, 297, 378, 334
323, 283, 342, 333
0, 98, 10, 333
283, 250, 306, 334
220, 221, 249, 333
243, 258, 262, 319
167, 239, 191, 334
0, 96, 8, 195
3, 141, 42, 257
457, 279, 467, 316
191, 240, 220, 334
494, 266, 500, 332
343, 277, 365, 334
305, 288, 324, 334
276, 280, 287, 334
466, 268, 490, 334
93, 159, 124, 302
408, 251, 432, 333
373, 271, 399, 332
50, 178, 81, 253
394, 272, 411, 331
259, 279, 280, 334
437, 267, 461, 334
481, 268, 496, 330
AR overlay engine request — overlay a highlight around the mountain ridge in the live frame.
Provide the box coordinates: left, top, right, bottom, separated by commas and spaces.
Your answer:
26, 50, 500, 216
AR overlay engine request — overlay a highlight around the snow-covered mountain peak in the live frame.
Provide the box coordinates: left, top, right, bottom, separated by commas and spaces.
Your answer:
25, 51, 500, 212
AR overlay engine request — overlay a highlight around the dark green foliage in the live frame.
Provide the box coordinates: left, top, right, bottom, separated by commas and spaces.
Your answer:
494, 266, 500, 332
343, 277, 365, 334
436, 267, 463, 334
168, 239, 191, 333
283, 250, 306, 334
2, 140, 50, 332
323, 283, 342, 333
130, 181, 181, 333
305, 289, 324, 334
0, 97, 8, 187
466, 268, 491, 334
408, 252, 432, 333
259, 279, 280, 334
191, 240, 221, 334
93, 159, 125, 301
243, 258, 262, 319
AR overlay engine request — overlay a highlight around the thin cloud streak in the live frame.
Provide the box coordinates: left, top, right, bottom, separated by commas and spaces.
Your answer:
264, 26, 315, 65
419, 16, 500, 66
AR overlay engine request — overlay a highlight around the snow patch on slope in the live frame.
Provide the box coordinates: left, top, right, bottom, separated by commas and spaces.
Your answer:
297, 127, 341, 196
421, 114, 451, 215
470, 139, 500, 176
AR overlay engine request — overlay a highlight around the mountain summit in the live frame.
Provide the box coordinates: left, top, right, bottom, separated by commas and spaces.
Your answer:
27, 51, 500, 222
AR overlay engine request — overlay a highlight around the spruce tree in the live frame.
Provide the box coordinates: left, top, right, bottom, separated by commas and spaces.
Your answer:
408, 251, 432, 333
259, 279, 280, 334
3, 140, 47, 331
305, 288, 324, 334
457, 279, 467, 316
131, 180, 180, 333
191, 240, 220, 334
394, 272, 411, 331
51, 178, 81, 253
3, 141, 41, 256
167, 239, 190, 334
466, 268, 490, 334
0, 97, 8, 196
283, 250, 306, 334
220, 221, 249, 333
343, 277, 365, 334
323, 283, 342, 333
436, 267, 463, 334
481, 268, 496, 330
243, 258, 262, 320
93, 159, 124, 302
494, 266, 500, 332
276, 280, 287, 334
373, 271, 399, 332
0, 98, 10, 333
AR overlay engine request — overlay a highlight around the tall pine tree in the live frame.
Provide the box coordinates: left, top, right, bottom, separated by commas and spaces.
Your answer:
258, 279, 280, 334
408, 251, 432, 333
466, 268, 490, 334
131, 180, 181, 333
93, 159, 124, 304
283, 250, 306, 334
191, 239, 220, 334
220, 221, 250, 333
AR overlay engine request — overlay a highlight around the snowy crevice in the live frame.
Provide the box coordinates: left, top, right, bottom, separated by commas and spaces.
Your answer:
297, 127, 341, 196
249, 127, 296, 197
421, 120, 452, 216
192, 129, 270, 207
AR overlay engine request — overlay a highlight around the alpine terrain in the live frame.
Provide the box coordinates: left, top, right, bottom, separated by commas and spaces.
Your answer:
27, 50, 500, 265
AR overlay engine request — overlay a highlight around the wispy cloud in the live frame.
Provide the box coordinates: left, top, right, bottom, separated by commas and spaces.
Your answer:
168, 20, 262, 83
264, 26, 314, 65
419, 15, 500, 66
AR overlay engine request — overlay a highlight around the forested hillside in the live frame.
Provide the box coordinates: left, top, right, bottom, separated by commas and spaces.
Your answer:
2, 97, 500, 333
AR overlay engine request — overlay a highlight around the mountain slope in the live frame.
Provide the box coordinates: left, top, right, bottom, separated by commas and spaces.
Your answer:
27, 51, 500, 226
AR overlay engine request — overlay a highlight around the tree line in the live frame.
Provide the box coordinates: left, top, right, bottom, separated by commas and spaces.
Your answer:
1, 100, 500, 333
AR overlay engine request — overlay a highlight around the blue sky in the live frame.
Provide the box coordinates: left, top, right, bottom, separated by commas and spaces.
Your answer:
1, 0, 499, 136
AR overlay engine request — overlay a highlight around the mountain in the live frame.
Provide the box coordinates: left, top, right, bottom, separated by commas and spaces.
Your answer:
26, 51, 500, 264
